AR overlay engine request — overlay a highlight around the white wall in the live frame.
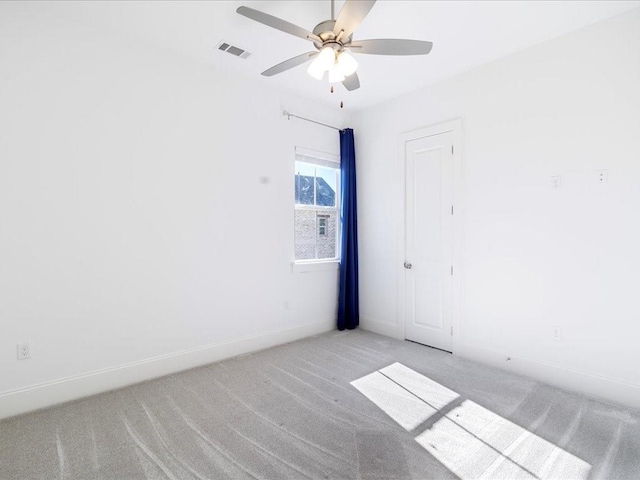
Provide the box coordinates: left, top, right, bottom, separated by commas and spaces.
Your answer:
0, 4, 347, 418
353, 8, 640, 408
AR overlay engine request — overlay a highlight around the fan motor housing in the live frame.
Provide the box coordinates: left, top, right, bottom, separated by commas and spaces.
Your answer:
312, 20, 352, 50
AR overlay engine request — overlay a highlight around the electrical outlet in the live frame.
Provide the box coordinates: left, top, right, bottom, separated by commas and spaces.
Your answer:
551, 326, 562, 341
596, 169, 608, 184
551, 176, 562, 189
17, 343, 30, 360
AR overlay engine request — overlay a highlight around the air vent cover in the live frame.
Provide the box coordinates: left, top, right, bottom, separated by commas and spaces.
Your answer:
216, 41, 251, 59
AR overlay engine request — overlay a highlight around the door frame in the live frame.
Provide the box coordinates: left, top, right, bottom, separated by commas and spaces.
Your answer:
396, 119, 463, 354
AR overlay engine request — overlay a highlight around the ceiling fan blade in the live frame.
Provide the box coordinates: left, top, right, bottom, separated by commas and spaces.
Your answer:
342, 72, 360, 91
262, 51, 318, 77
349, 39, 433, 55
237, 6, 321, 43
333, 0, 377, 39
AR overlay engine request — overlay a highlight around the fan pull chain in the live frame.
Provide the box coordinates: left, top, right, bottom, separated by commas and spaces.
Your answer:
340, 101, 344, 109
330, 85, 334, 94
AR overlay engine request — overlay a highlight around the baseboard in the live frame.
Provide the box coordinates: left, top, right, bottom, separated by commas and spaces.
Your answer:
359, 315, 640, 410
0, 319, 335, 420
459, 341, 640, 410
360, 315, 402, 339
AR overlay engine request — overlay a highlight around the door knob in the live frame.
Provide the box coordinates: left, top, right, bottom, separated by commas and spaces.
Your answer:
404, 262, 412, 269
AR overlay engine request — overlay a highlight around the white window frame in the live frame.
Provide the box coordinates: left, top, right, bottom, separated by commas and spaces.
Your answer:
292, 147, 341, 273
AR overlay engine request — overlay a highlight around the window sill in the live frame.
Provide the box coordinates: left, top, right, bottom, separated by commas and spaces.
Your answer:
291, 260, 340, 273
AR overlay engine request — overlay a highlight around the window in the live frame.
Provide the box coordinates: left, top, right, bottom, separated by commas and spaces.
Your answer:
294, 148, 340, 261
318, 216, 328, 236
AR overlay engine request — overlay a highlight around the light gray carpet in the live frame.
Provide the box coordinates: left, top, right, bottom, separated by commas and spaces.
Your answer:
1, 330, 639, 479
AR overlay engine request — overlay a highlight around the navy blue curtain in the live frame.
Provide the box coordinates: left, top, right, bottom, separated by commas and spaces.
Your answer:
338, 128, 359, 330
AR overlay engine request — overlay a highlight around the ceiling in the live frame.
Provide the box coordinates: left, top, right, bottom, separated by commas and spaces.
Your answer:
48, 0, 639, 112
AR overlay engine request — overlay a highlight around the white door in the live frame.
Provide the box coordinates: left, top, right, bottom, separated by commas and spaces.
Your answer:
404, 132, 454, 352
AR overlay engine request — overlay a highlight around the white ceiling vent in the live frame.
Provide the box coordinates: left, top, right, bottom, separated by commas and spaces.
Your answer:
217, 41, 251, 59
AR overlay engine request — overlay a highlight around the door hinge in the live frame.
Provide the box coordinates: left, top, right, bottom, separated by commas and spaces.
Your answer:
451, 205, 454, 215
451, 145, 454, 154
450, 265, 453, 275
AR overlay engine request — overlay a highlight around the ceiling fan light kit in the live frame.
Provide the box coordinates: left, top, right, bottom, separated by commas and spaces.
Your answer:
307, 60, 326, 80
307, 46, 336, 79
337, 51, 358, 77
236, 0, 433, 92
328, 63, 346, 84
308, 48, 357, 82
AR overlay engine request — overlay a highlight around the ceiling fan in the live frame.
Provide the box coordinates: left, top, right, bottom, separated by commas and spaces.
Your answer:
236, 0, 433, 91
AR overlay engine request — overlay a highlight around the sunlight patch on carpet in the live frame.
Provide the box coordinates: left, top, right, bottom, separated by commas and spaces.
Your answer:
352, 362, 591, 480
351, 362, 459, 431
